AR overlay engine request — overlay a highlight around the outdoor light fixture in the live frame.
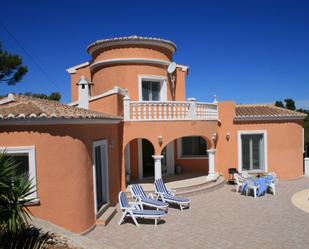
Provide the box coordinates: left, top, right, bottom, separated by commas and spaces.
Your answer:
158, 136, 163, 146
212, 133, 217, 141
226, 133, 231, 141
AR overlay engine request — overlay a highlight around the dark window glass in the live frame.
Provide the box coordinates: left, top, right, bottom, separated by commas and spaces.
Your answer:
5, 154, 29, 178
95, 146, 103, 207
181, 137, 207, 157
142, 81, 161, 101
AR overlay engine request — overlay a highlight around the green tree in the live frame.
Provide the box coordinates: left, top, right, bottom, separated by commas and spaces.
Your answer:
284, 98, 296, 111
0, 42, 28, 85
275, 101, 284, 108
24, 92, 61, 101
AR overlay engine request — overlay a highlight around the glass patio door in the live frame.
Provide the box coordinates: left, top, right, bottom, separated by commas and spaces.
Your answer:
241, 134, 264, 171
93, 140, 109, 213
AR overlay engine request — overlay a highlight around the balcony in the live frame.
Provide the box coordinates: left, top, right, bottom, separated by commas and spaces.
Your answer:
123, 97, 218, 121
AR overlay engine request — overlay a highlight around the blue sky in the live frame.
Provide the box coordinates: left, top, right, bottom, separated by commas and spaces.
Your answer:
1, 0, 308, 108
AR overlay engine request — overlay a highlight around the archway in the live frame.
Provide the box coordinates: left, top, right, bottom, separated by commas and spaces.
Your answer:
160, 135, 210, 176
124, 138, 157, 183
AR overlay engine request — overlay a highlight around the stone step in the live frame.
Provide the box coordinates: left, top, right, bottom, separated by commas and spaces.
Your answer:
176, 176, 226, 197
96, 207, 117, 226
126, 176, 225, 200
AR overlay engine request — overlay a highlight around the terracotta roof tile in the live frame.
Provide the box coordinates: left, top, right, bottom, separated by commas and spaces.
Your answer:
235, 104, 307, 121
87, 35, 177, 54
0, 94, 122, 121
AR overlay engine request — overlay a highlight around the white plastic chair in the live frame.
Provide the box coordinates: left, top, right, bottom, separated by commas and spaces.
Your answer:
118, 192, 166, 226
233, 173, 244, 193
266, 172, 278, 195
245, 179, 258, 198
154, 179, 191, 211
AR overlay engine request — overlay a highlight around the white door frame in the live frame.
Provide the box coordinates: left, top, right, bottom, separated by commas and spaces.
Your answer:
138, 139, 143, 179
92, 139, 109, 215
237, 130, 268, 173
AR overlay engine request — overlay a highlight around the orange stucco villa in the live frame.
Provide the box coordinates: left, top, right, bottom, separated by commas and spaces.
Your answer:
0, 36, 307, 233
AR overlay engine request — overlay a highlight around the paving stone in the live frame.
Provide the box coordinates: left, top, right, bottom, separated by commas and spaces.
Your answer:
86, 177, 309, 249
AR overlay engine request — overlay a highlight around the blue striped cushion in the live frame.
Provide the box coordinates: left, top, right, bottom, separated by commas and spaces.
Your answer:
131, 184, 147, 199
163, 194, 190, 204
141, 198, 168, 207
120, 192, 130, 208
132, 210, 165, 216
155, 179, 169, 194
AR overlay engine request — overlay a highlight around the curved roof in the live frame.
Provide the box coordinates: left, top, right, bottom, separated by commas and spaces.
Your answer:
87, 35, 177, 55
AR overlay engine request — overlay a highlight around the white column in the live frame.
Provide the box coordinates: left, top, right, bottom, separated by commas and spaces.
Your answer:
152, 155, 164, 180
305, 158, 309, 176
207, 149, 218, 180
123, 95, 130, 121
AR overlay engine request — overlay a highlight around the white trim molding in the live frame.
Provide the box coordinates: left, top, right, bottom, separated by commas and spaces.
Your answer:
91, 58, 170, 71
87, 39, 176, 55
138, 75, 168, 101
92, 139, 109, 215
0, 146, 38, 200
66, 61, 90, 74
237, 130, 268, 173
68, 86, 127, 106
0, 93, 15, 105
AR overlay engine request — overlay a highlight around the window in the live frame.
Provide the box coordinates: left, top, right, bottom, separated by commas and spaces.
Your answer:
0, 146, 37, 200
238, 131, 267, 172
142, 80, 161, 101
179, 137, 207, 158
138, 75, 167, 101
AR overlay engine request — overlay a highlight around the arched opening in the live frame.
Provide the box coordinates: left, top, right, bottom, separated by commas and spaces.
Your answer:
160, 135, 209, 176
124, 138, 157, 183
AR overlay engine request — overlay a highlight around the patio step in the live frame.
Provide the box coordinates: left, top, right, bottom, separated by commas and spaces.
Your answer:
176, 176, 225, 197
126, 175, 225, 200
96, 207, 117, 226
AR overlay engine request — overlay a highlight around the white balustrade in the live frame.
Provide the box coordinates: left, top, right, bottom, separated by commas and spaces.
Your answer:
124, 100, 218, 121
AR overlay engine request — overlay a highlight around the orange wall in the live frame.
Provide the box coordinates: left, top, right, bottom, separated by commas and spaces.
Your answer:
92, 65, 175, 100
174, 141, 209, 173
89, 93, 123, 116
0, 123, 122, 233
129, 139, 139, 180
216, 101, 304, 180
70, 44, 187, 105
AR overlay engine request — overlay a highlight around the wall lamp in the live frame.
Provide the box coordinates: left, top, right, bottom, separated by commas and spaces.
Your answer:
158, 136, 163, 146
226, 133, 231, 141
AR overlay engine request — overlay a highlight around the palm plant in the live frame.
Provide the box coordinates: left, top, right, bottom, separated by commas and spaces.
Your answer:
0, 152, 50, 249
0, 152, 34, 234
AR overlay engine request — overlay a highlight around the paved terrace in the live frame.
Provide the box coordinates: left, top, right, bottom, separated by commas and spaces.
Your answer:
86, 177, 309, 249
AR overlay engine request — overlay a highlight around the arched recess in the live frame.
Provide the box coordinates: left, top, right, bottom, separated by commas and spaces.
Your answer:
124, 137, 156, 183
159, 134, 213, 155
160, 135, 210, 175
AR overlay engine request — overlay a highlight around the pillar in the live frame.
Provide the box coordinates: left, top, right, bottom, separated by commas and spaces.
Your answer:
207, 149, 218, 180
152, 155, 163, 180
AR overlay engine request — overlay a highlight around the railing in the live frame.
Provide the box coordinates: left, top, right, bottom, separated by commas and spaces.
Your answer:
123, 97, 218, 121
